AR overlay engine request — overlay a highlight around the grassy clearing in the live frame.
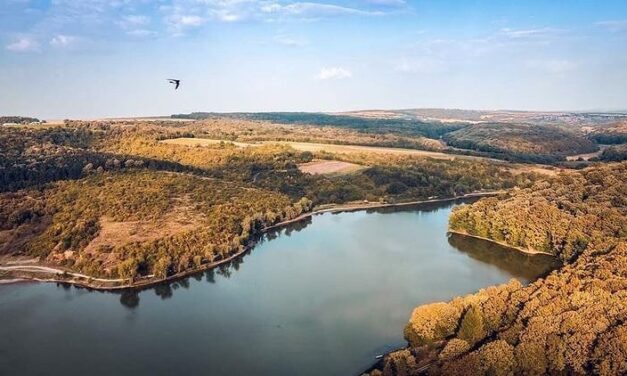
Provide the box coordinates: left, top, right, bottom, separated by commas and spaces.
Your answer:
159, 137, 486, 161
298, 160, 367, 176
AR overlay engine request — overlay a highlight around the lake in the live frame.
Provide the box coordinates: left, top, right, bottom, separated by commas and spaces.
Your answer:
0, 199, 558, 376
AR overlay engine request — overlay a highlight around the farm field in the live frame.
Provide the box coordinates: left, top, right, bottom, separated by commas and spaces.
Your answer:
297, 160, 366, 176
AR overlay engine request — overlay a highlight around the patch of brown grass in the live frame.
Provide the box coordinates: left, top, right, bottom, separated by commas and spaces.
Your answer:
83, 202, 203, 270
298, 160, 366, 176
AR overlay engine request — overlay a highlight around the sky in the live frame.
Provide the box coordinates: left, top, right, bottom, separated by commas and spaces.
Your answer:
1, 0, 627, 119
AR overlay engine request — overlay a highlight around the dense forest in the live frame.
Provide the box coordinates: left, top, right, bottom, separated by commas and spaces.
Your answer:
595, 143, 627, 162
443, 123, 598, 164
366, 163, 627, 376
172, 112, 466, 139
0, 126, 202, 191
588, 121, 627, 145
0, 120, 538, 285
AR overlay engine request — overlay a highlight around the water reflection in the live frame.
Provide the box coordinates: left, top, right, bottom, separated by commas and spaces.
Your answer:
360, 196, 482, 215
3, 200, 566, 376
120, 290, 140, 309
447, 232, 560, 280
154, 283, 173, 300
106, 198, 558, 310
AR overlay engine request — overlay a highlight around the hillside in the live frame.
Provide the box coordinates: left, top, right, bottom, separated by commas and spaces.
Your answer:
172, 112, 465, 139
443, 123, 598, 163
366, 163, 627, 376
597, 143, 627, 162
0, 120, 536, 287
172, 112, 613, 164
588, 121, 627, 145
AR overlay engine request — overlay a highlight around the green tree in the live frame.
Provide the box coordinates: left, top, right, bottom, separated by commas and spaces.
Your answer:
458, 304, 485, 345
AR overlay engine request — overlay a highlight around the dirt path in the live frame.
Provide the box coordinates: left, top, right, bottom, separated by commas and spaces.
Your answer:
0, 265, 130, 282
447, 230, 554, 256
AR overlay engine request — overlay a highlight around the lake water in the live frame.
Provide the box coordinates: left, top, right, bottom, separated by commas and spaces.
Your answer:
0, 200, 558, 376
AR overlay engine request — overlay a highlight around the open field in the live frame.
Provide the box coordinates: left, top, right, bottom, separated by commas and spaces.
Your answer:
274, 141, 469, 160
159, 137, 487, 161
298, 160, 366, 176
159, 137, 560, 176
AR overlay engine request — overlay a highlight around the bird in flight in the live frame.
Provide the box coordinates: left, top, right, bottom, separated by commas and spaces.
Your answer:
167, 79, 181, 90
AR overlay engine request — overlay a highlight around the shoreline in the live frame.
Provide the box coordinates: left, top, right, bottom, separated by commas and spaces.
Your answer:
447, 230, 555, 256
0, 190, 503, 291
361, 230, 558, 375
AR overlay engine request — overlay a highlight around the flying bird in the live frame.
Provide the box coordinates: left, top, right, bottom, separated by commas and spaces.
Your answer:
167, 79, 181, 90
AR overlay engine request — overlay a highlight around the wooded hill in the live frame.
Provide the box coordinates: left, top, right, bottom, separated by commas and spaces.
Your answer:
172, 112, 465, 139
366, 163, 627, 376
443, 123, 599, 164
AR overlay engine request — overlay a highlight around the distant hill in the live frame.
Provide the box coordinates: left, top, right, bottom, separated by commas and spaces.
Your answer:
171, 112, 465, 139
172, 111, 616, 164
346, 108, 627, 128
443, 123, 598, 162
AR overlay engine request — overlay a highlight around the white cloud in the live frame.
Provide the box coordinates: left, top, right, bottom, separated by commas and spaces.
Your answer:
122, 15, 150, 26
50, 34, 77, 48
126, 29, 157, 37
261, 2, 383, 18
176, 15, 205, 26
117, 14, 154, 36
6, 37, 39, 52
363, 0, 406, 6
596, 20, 627, 33
165, 12, 206, 35
214, 11, 241, 22
164, 0, 389, 25
316, 67, 352, 80
498, 27, 565, 40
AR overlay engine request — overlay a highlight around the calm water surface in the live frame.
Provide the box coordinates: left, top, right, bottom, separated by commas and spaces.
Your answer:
0, 200, 558, 376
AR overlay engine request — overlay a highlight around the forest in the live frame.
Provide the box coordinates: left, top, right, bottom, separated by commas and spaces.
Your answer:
588, 122, 627, 145
0, 120, 537, 285
443, 123, 599, 164
171, 111, 465, 139
596, 143, 627, 162
366, 163, 627, 376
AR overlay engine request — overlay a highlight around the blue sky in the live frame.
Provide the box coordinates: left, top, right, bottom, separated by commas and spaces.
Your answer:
1, 0, 627, 118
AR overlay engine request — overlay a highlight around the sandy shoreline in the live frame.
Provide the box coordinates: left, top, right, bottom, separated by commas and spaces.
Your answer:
447, 230, 555, 256
0, 191, 503, 291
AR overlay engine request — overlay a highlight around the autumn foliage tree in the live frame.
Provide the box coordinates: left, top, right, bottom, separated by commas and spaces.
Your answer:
367, 163, 627, 376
